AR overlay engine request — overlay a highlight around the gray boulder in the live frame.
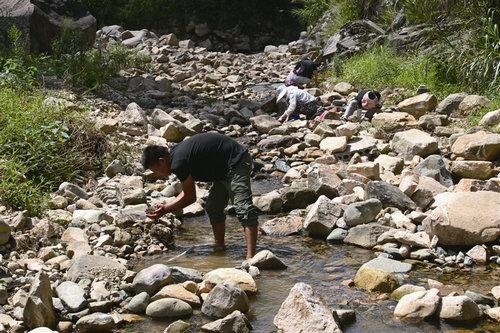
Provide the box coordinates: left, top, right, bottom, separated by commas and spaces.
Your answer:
74, 312, 115, 332
344, 223, 391, 248
439, 296, 481, 322
23, 272, 56, 329
343, 199, 382, 227
146, 298, 193, 318
201, 310, 251, 333
56, 281, 86, 312
414, 155, 453, 187
132, 264, 172, 295
303, 195, 343, 239
365, 181, 417, 211
201, 281, 249, 318
247, 250, 287, 270
127, 292, 150, 313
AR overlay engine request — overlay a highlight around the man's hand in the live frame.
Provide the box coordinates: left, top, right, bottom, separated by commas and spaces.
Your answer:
146, 204, 168, 220
278, 113, 289, 122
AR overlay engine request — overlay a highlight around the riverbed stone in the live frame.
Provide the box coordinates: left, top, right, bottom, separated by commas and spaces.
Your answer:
394, 230, 431, 248
439, 296, 481, 322
170, 266, 203, 283
354, 267, 399, 293
303, 195, 343, 239
397, 93, 437, 119
485, 307, 500, 322
152, 284, 201, 306
343, 199, 382, 227
247, 250, 287, 270
423, 191, 500, 245
201, 310, 251, 333
436, 92, 467, 115
281, 184, 318, 211
274, 282, 342, 333
466, 245, 488, 264
480, 109, 500, 127
67, 255, 127, 281
458, 95, 490, 115
391, 129, 438, 160
74, 312, 116, 332
23, 272, 56, 329
132, 264, 173, 295
414, 155, 453, 187
361, 256, 412, 274
365, 181, 417, 211
375, 154, 404, 174
260, 215, 303, 236
394, 289, 441, 320
253, 190, 283, 214
164, 320, 192, 333
391, 284, 427, 300
146, 298, 193, 318
250, 115, 281, 134
127, 292, 150, 313
344, 223, 391, 248
450, 160, 493, 180
327, 228, 348, 243
203, 268, 257, 294
372, 112, 417, 131
56, 281, 86, 312
319, 136, 347, 152
201, 281, 249, 318
451, 131, 500, 161
307, 165, 342, 198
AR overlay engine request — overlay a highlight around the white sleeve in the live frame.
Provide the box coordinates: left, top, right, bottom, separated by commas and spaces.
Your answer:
285, 94, 297, 116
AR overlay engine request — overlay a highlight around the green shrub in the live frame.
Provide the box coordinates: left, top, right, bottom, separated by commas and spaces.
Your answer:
0, 88, 104, 215
330, 45, 463, 98
292, 0, 334, 26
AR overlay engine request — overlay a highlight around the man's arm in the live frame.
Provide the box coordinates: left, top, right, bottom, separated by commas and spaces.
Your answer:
278, 94, 297, 122
146, 176, 197, 219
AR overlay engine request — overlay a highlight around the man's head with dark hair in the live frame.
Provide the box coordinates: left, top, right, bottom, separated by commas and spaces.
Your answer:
141, 145, 171, 177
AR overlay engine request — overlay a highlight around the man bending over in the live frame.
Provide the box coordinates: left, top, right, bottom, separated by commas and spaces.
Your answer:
141, 132, 259, 259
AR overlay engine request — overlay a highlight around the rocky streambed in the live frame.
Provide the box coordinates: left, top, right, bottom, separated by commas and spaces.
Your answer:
0, 23, 498, 333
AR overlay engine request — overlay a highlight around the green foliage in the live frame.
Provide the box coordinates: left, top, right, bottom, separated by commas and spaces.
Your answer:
330, 45, 462, 98
0, 88, 104, 215
292, 0, 334, 26
468, 95, 500, 128
402, 0, 494, 25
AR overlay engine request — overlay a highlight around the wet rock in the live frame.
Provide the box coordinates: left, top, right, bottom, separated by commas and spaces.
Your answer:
0, 220, 11, 245
344, 223, 391, 248
274, 282, 341, 333
354, 267, 399, 293
170, 267, 203, 284
391, 284, 427, 300
201, 281, 249, 318
450, 161, 493, 180
250, 115, 281, 134
56, 281, 86, 312
394, 289, 440, 320
201, 310, 251, 333
414, 155, 453, 187
132, 264, 173, 295
397, 93, 437, 119
164, 320, 192, 333
491, 286, 500, 301
327, 228, 348, 243
127, 292, 150, 313
436, 93, 467, 116
464, 290, 496, 306
304, 195, 343, 239
67, 255, 127, 281
146, 298, 193, 318
23, 272, 56, 329
451, 131, 500, 161
75, 312, 116, 332
428, 279, 464, 296
365, 181, 417, 211
343, 199, 382, 227
372, 112, 417, 132
247, 250, 287, 270
391, 129, 438, 160
203, 268, 257, 294
439, 296, 481, 322
260, 215, 303, 236
333, 309, 356, 326
152, 284, 201, 306
423, 191, 500, 245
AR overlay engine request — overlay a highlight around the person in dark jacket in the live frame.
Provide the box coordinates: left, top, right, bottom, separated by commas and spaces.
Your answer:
341, 90, 382, 121
141, 133, 259, 259
285, 57, 319, 87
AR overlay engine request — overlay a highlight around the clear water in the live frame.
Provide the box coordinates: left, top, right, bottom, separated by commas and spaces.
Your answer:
124, 212, 500, 333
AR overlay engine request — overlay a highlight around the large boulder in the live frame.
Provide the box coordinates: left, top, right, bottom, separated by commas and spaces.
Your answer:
479, 109, 500, 127
365, 181, 417, 211
250, 115, 281, 134
247, 250, 287, 270
67, 255, 127, 281
303, 195, 343, 239
344, 223, 391, 248
414, 155, 453, 187
201, 281, 249, 318
259, 215, 303, 236
281, 184, 318, 211
23, 272, 56, 329
397, 93, 437, 119
436, 93, 467, 116
458, 95, 490, 115
274, 282, 342, 333
354, 257, 412, 292
319, 136, 348, 152
372, 112, 417, 131
394, 289, 441, 320
201, 310, 252, 333
307, 165, 342, 198
0, 0, 96, 53
343, 199, 382, 227
74, 312, 115, 332
439, 296, 481, 322
423, 191, 500, 245
391, 129, 438, 160
55, 281, 86, 312
450, 161, 494, 180
145, 298, 193, 318
132, 264, 173, 295
451, 131, 500, 161
203, 268, 257, 294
